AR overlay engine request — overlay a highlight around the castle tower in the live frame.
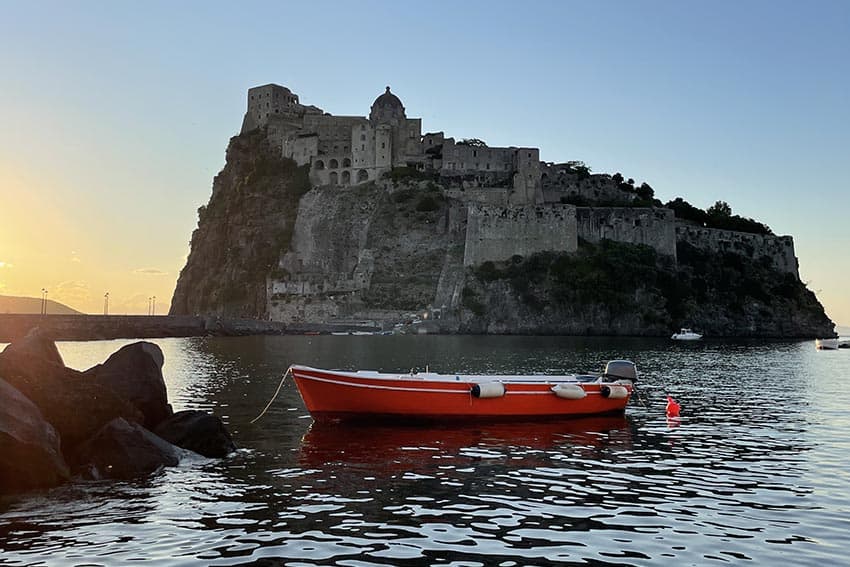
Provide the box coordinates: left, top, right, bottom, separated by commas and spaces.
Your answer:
241, 84, 300, 133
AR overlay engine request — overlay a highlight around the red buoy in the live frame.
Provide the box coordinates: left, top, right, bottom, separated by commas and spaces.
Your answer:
666, 395, 681, 418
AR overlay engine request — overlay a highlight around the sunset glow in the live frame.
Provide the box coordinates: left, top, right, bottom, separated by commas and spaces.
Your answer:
1, 1, 848, 323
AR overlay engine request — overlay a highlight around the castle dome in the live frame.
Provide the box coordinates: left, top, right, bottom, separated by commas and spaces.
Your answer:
372, 86, 402, 109
370, 86, 406, 122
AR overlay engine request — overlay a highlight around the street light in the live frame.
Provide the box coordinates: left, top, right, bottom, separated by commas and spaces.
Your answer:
41, 289, 47, 315
152, 295, 156, 316
104, 292, 109, 316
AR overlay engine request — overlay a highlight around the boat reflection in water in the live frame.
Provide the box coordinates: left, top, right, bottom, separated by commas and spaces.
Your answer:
298, 416, 634, 475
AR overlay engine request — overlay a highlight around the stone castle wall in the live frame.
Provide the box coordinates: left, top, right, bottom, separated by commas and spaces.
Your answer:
463, 204, 577, 266
676, 223, 799, 277
576, 207, 677, 258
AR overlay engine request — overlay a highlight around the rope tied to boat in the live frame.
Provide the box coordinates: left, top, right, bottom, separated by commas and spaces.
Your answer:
250, 366, 293, 424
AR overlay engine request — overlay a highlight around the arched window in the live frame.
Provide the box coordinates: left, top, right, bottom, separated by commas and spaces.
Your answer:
341, 170, 351, 185
329, 171, 339, 185
329, 159, 339, 169
357, 169, 369, 183
343, 157, 351, 168
314, 160, 325, 170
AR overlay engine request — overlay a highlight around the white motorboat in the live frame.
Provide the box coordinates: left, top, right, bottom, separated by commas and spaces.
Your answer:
815, 338, 839, 350
671, 328, 702, 341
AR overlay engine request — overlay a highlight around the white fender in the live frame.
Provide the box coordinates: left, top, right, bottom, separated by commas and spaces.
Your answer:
551, 384, 587, 399
471, 382, 505, 398
600, 384, 629, 399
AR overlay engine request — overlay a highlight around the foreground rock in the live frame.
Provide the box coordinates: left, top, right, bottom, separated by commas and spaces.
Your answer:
73, 418, 181, 480
1, 327, 64, 367
84, 342, 172, 429
0, 333, 237, 493
155, 410, 236, 458
0, 378, 70, 493
0, 347, 142, 451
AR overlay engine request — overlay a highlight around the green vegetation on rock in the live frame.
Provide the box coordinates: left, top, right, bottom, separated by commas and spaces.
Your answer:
666, 198, 773, 235
462, 239, 831, 337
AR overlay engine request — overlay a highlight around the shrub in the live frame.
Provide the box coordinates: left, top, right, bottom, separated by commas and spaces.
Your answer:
416, 195, 440, 212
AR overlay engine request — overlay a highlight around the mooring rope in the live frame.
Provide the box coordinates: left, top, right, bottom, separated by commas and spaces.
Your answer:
250, 366, 293, 424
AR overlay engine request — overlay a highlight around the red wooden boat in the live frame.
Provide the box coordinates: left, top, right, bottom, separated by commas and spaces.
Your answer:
290, 360, 636, 422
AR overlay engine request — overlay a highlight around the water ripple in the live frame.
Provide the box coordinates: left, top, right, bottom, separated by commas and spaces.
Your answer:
1, 337, 847, 565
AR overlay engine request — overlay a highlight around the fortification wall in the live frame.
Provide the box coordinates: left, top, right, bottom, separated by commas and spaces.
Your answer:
576, 207, 677, 258
541, 166, 635, 206
463, 204, 577, 266
446, 187, 510, 206
676, 224, 799, 277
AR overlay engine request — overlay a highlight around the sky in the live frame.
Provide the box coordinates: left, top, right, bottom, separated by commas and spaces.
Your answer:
0, 1, 848, 322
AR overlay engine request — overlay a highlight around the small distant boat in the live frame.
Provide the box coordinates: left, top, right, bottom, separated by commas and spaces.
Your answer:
816, 338, 840, 350
671, 328, 702, 341
290, 360, 637, 422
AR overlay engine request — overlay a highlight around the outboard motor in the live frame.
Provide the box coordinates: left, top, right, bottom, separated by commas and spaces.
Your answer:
603, 360, 637, 383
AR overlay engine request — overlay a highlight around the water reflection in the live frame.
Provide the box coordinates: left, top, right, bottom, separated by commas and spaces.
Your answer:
1, 336, 847, 565
298, 416, 634, 475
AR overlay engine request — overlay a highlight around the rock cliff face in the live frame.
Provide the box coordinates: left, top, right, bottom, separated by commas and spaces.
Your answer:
172, 130, 834, 337
170, 131, 311, 318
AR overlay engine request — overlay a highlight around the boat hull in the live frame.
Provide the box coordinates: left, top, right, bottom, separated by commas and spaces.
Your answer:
291, 366, 633, 423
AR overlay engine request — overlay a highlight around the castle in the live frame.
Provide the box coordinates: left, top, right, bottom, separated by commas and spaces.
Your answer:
242, 83, 800, 323
242, 84, 543, 205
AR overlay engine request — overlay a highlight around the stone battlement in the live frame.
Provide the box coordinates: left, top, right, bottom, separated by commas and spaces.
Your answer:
676, 223, 798, 277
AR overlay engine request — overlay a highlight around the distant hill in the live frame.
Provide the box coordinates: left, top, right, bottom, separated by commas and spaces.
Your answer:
0, 295, 83, 315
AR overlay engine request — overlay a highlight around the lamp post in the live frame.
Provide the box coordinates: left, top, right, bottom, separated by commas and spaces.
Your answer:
152, 295, 156, 316
41, 289, 47, 315
104, 292, 109, 316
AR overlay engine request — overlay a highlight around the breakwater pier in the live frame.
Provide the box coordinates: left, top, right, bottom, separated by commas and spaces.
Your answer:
0, 314, 298, 342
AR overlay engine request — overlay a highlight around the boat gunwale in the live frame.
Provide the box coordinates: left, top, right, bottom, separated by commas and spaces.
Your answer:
290, 364, 618, 387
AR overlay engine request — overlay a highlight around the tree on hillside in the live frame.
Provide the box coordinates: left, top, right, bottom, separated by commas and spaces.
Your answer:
665, 197, 708, 225
637, 182, 655, 201
707, 200, 733, 219
457, 138, 487, 147
565, 161, 591, 178
702, 200, 773, 235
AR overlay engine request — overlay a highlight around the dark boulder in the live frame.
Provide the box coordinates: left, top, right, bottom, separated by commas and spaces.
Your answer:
73, 418, 181, 480
154, 410, 237, 458
0, 378, 70, 493
84, 342, 172, 429
1, 327, 63, 367
0, 348, 143, 452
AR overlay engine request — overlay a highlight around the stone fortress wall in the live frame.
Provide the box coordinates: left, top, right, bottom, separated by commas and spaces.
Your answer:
676, 224, 799, 277
576, 207, 677, 258
463, 204, 577, 267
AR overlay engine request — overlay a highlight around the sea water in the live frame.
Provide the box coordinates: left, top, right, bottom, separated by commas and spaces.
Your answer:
1, 335, 848, 566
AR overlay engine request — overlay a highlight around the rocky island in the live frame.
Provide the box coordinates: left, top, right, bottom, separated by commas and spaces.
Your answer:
171, 84, 833, 338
